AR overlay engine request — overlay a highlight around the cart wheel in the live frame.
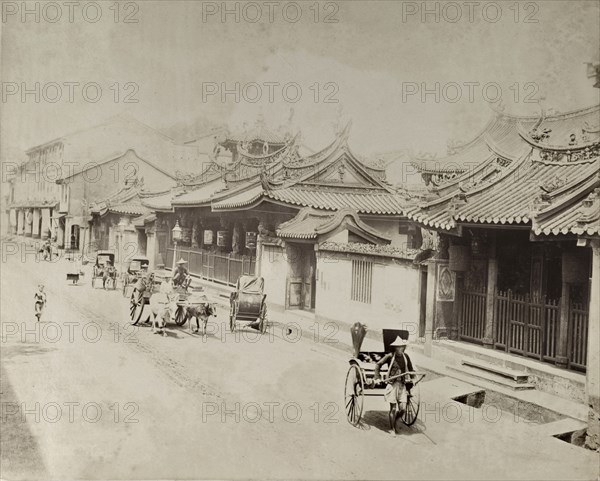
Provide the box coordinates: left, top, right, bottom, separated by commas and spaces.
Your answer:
259, 304, 267, 334
395, 384, 421, 431
174, 306, 187, 326
344, 364, 364, 426
229, 302, 236, 332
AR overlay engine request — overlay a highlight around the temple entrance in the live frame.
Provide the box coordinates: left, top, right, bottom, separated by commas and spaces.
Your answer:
286, 244, 316, 311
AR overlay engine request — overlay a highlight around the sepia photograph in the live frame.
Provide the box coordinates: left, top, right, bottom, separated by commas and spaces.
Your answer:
1, 1, 599, 479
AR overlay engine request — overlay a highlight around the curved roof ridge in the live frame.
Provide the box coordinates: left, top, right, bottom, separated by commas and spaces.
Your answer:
493, 103, 600, 122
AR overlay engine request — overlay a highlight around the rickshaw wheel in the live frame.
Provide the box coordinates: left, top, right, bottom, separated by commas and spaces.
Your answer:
395, 383, 421, 430
174, 305, 187, 326
130, 297, 145, 325
344, 364, 364, 426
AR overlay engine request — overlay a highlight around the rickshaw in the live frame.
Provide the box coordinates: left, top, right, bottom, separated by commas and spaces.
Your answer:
344, 327, 426, 434
229, 276, 268, 333
121, 255, 150, 297
91, 250, 117, 289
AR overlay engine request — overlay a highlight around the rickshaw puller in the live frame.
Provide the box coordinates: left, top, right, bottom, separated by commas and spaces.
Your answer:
373, 335, 416, 433
103, 260, 117, 289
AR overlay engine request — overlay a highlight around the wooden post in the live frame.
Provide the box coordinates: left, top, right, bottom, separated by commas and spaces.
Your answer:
483, 235, 497, 348
556, 278, 570, 368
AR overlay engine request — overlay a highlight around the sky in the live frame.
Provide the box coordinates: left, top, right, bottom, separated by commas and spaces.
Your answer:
1, 0, 599, 167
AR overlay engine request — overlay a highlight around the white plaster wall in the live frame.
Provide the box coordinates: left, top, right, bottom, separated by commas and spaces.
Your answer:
316, 253, 420, 339
260, 244, 288, 307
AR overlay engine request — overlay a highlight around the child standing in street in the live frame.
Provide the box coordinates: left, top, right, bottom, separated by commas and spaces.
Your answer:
34, 284, 47, 321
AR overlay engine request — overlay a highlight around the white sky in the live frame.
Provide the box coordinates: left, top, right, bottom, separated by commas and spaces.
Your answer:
1, 0, 599, 164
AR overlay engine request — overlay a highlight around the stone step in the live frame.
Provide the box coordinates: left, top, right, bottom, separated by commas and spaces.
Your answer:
461, 358, 531, 383
533, 417, 587, 437
447, 365, 536, 391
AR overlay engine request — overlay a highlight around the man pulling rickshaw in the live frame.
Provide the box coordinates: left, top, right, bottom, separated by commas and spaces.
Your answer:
373, 334, 416, 433
172, 258, 192, 290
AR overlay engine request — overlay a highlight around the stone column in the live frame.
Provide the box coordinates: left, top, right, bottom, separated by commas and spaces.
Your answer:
483, 236, 497, 348
191, 222, 199, 249
146, 230, 156, 270
232, 222, 241, 255
256, 235, 263, 277
32, 209, 41, 237
585, 242, 600, 450
23, 209, 33, 237
41, 208, 51, 240
424, 259, 438, 357
16, 210, 24, 235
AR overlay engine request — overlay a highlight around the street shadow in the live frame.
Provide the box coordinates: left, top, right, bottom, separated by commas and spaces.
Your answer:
361, 410, 429, 438
1, 343, 57, 360
0, 366, 48, 479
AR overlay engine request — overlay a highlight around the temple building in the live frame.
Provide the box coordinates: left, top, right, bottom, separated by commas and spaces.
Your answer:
408, 104, 599, 448
137, 119, 423, 330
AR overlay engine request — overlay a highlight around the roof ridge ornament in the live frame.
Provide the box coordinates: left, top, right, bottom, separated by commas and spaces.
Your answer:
577, 188, 600, 224
529, 97, 552, 143
540, 176, 567, 194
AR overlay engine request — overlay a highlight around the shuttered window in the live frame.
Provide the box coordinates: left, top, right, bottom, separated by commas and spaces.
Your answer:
351, 259, 372, 304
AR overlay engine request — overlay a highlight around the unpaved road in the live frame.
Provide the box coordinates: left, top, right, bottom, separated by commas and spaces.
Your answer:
1, 251, 598, 480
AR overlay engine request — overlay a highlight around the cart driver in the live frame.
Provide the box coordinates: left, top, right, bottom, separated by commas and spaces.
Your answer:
172, 258, 192, 290
373, 335, 416, 433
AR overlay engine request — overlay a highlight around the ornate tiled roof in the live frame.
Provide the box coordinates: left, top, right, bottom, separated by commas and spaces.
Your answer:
267, 187, 403, 214
139, 188, 186, 212
176, 122, 401, 216
171, 178, 227, 206
212, 185, 403, 214
407, 104, 600, 237
411, 105, 599, 178
276, 207, 391, 243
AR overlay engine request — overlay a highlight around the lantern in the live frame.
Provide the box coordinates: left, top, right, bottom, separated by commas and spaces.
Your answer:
245, 231, 257, 250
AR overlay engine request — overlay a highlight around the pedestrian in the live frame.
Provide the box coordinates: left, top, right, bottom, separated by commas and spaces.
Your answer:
34, 284, 47, 321
373, 334, 416, 434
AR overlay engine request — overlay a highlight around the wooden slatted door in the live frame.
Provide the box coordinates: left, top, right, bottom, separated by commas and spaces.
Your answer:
457, 286, 487, 343
568, 302, 589, 371
494, 290, 560, 362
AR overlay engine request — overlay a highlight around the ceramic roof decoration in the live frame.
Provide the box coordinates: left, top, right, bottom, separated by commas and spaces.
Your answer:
162, 120, 404, 216
407, 105, 600, 237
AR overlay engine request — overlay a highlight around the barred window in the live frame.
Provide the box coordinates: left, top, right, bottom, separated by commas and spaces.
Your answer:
351, 259, 373, 304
